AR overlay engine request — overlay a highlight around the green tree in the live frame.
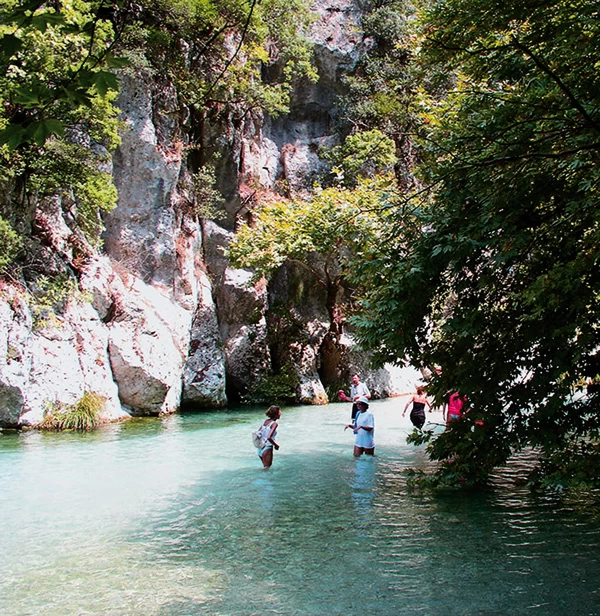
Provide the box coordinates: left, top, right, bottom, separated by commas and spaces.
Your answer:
0, 0, 126, 258
229, 175, 397, 382
352, 0, 600, 487
0, 0, 127, 149
321, 129, 397, 188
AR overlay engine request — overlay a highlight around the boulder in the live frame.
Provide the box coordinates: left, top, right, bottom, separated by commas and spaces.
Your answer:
106, 276, 191, 415
0, 382, 23, 428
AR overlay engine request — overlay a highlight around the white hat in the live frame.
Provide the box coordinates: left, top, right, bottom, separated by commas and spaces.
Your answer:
356, 396, 370, 406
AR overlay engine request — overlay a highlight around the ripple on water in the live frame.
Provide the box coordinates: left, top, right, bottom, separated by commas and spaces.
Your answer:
2, 404, 600, 615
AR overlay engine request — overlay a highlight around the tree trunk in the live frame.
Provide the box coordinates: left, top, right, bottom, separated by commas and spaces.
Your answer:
318, 280, 345, 386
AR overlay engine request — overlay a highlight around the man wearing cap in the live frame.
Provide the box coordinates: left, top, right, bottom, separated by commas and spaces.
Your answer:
338, 373, 371, 420
344, 396, 375, 457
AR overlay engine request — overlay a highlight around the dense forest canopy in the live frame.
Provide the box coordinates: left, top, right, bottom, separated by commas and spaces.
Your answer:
2, 0, 600, 487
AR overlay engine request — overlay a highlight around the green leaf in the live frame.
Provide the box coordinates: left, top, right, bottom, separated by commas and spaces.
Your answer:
25, 119, 64, 146
92, 71, 119, 97
104, 54, 131, 69
61, 85, 93, 107
75, 70, 96, 89
14, 86, 41, 107
0, 124, 26, 149
0, 34, 23, 58
30, 12, 66, 32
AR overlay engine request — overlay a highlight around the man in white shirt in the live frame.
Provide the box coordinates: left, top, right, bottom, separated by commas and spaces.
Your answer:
338, 373, 371, 419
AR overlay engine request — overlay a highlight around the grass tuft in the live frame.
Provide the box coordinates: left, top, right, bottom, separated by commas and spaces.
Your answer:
39, 391, 106, 431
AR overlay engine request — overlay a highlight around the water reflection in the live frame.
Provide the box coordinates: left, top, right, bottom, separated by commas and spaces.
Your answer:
253, 473, 275, 513
351, 457, 376, 531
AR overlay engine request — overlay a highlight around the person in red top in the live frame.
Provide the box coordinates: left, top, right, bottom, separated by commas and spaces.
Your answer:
444, 391, 467, 425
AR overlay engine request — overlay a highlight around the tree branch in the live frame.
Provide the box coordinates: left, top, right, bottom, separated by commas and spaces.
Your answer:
510, 35, 600, 134
202, 0, 259, 101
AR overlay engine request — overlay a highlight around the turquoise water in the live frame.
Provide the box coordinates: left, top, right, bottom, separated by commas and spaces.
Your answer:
1, 398, 600, 615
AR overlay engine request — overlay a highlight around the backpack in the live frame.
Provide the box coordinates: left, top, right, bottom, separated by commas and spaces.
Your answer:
252, 423, 267, 448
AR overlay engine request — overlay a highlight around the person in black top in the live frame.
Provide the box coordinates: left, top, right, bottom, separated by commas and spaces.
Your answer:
402, 386, 432, 429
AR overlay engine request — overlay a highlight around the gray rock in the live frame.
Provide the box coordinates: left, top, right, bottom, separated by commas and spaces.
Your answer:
182, 272, 227, 407
0, 382, 23, 428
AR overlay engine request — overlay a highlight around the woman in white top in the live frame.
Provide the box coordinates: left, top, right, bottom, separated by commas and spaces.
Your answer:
345, 396, 375, 457
257, 405, 281, 468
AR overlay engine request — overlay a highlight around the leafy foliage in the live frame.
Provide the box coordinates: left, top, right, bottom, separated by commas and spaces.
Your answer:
190, 165, 225, 220
0, 1, 123, 255
0, 0, 126, 149
228, 174, 398, 343
321, 129, 397, 188
529, 438, 600, 491
0, 215, 22, 270
351, 0, 600, 486
122, 0, 317, 118
241, 364, 298, 405
29, 273, 90, 329
336, 0, 445, 185
229, 174, 397, 282
406, 416, 512, 487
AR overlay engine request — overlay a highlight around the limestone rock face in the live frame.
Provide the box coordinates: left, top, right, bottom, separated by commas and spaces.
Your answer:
182, 271, 227, 407
0, 281, 127, 427
237, 0, 369, 199
201, 220, 271, 399
285, 320, 331, 405
103, 74, 228, 412
219, 268, 271, 398
105, 72, 199, 310
101, 273, 191, 416
218, 0, 379, 403
297, 375, 329, 405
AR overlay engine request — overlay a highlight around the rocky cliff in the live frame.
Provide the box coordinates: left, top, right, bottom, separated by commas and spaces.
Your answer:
0, 0, 420, 429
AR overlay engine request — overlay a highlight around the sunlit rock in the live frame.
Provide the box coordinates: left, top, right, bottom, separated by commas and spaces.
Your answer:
182, 271, 227, 407
106, 277, 190, 416
0, 281, 128, 427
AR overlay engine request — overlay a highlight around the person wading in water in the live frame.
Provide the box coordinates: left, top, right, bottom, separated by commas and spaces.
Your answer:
257, 405, 281, 468
402, 386, 432, 429
344, 396, 375, 457
338, 373, 371, 420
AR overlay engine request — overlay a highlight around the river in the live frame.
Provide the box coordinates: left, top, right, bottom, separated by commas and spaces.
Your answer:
1, 397, 599, 615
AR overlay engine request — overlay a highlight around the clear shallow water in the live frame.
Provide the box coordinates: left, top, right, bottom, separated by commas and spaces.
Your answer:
1, 398, 600, 616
